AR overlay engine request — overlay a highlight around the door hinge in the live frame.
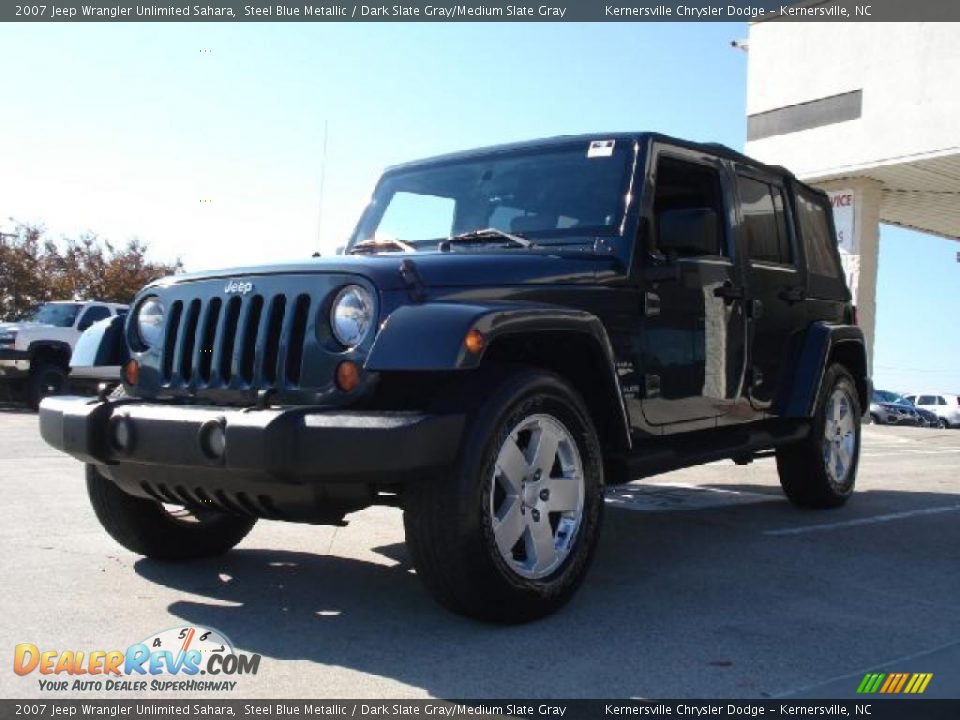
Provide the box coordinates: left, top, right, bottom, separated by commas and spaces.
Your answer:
644, 374, 661, 398
644, 291, 661, 317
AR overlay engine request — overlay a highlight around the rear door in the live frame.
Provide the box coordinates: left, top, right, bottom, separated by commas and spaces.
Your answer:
732, 169, 807, 412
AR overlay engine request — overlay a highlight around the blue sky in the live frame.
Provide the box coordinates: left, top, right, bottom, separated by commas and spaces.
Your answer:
0, 22, 956, 392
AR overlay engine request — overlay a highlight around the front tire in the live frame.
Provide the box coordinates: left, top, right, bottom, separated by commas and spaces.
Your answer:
86, 465, 257, 560
28, 362, 67, 410
776, 364, 861, 508
404, 370, 604, 623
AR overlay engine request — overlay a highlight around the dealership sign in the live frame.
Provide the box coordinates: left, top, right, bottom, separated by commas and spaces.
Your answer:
828, 189, 859, 298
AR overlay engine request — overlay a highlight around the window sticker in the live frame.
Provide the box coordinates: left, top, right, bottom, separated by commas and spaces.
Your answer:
587, 139, 615, 158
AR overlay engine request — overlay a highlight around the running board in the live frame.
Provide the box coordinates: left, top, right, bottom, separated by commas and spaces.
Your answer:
618, 420, 810, 484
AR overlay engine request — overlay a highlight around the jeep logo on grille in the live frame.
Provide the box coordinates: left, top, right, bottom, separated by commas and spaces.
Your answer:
224, 280, 254, 295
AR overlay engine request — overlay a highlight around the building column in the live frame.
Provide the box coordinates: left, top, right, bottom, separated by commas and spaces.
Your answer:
814, 177, 883, 373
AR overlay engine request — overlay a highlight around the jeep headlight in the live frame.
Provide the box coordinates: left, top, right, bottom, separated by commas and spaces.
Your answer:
136, 296, 165, 348
330, 285, 374, 348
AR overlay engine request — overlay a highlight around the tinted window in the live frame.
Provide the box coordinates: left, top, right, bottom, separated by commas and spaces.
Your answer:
937, 396, 947, 406
917, 395, 935, 405
77, 305, 111, 330
653, 156, 726, 257
796, 189, 842, 277
738, 176, 792, 264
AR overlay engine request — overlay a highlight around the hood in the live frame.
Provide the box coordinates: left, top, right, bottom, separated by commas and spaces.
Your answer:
151, 249, 627, 293
0, 321, 50, 333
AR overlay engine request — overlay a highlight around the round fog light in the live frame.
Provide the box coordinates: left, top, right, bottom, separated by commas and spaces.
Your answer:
199, 419, 226, 461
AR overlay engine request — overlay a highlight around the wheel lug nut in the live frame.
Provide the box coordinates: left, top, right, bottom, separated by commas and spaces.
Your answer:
531, 509, 540, 522
539, 489, 550, 502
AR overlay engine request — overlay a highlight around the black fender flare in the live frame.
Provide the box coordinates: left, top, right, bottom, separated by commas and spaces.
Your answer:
366, 301, 631, 449
69, 316, 129, 369
781, 322, 870, 417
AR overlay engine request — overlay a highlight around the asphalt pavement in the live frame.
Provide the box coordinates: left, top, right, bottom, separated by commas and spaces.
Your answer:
1, 406, 957, 700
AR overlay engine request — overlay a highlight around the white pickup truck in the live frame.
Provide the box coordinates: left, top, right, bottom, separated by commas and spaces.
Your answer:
0, 300, 127, 408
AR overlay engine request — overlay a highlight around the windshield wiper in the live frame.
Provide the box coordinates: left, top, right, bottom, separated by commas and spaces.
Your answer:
439, 228, 532, 252
349, 238, 418, 255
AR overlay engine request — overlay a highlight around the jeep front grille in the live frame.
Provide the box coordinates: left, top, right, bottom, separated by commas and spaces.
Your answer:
160, 292, 313, 390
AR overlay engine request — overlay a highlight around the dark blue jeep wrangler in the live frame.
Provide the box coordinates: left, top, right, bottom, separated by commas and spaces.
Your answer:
39, 133, 870, 622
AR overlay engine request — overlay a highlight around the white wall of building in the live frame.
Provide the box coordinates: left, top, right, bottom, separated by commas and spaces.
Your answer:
745, 22, 960, 179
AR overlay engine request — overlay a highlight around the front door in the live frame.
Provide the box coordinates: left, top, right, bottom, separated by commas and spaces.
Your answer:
637, 147, 749, 430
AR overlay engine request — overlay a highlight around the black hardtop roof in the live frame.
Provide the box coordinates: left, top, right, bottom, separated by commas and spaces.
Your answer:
385, 132, 803, 185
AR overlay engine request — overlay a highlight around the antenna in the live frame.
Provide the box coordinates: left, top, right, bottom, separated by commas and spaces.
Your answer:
315, 119, 329, 255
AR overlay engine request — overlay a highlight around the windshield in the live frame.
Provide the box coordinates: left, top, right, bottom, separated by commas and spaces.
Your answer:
351, 142, 633, 249
29, 303, 82, 327
874, 390, 907, 404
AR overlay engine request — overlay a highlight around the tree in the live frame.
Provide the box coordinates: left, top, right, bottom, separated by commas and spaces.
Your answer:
0, 224, 182, 320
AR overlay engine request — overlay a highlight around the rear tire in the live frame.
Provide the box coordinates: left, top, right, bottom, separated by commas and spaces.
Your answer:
404, 369, 604, 623
86, 465, 256, 560
28, 362, 68, 410
776, 364, 861, 509
938, 418, 949, 430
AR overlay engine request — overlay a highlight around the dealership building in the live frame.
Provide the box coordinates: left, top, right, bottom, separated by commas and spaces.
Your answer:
743, 22, 960, 370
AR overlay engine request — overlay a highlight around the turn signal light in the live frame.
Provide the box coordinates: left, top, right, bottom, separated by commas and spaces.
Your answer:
335, 361, 360, 392
124, 360, 140, 386
464, 328, 485, 355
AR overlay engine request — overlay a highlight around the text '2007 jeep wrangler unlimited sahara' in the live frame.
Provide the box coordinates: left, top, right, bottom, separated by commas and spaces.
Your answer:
40, 134, 870, 622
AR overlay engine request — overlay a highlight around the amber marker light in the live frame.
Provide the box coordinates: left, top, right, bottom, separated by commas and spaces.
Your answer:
464, 328, 485, 355
124, 360, 140, 386
335, 360, 361, 392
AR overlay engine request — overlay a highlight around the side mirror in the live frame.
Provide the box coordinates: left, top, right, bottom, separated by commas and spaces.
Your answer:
657, 207, 719, 257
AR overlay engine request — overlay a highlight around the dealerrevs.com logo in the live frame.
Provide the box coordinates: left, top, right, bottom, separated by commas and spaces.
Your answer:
14, 626, 261, 693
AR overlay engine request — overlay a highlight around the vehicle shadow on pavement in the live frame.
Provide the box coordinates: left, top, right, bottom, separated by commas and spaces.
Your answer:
0, 403, 34, 414
133, 491, 960, 698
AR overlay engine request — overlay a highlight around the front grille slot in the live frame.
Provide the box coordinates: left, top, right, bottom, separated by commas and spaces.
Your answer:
197, 298, 221, 382
218, 297, 242, 384
238, 295, 264, 384
158, 289, 317, 393
178, 299, 201, 381
285, 294, 311, 385
261, 295, 286, 384
161, 301, 183, 381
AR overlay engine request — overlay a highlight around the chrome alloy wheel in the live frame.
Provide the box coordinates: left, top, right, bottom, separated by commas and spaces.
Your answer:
823, 386, 857, 487
489, 413, 585, 580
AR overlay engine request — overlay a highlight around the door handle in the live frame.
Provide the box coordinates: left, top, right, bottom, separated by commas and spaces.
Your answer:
779, 286, 806, 303
713, 281, 744, 303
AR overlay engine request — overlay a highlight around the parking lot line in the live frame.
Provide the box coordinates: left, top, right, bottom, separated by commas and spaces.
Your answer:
765, 504, 960, 536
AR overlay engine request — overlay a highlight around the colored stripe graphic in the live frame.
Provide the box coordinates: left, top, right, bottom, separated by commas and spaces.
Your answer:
857, 672, 932, 694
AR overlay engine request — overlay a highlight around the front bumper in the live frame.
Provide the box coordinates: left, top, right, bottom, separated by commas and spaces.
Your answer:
0, 348, 30, 379
39, 396, 465, 521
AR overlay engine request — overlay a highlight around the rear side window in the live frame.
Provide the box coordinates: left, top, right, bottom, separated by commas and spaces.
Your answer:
796, 189, 842, 278
917, 395, 935, 405
737, 176, 792, 264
